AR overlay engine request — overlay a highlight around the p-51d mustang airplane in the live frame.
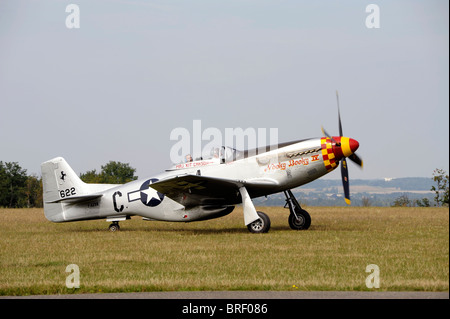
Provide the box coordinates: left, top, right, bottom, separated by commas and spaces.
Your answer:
41, 100, 362, 233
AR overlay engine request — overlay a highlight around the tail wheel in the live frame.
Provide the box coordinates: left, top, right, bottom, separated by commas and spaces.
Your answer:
288, 209, 311, 230
109, 222, 120, 232
247, 211, 271, 233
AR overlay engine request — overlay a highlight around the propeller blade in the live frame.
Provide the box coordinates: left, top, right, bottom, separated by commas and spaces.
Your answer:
325, 91, 362, 205
336, 90, 343, 137
340, 157, 351, 205
349, 153, 364, 168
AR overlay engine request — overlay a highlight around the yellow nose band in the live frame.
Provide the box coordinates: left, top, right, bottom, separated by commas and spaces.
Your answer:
341, 137, 353, 157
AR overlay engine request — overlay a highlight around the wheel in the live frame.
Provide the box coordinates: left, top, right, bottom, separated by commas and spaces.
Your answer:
109, 222, 120, 232
288, 209, 311, 230
247, 211, 271, 233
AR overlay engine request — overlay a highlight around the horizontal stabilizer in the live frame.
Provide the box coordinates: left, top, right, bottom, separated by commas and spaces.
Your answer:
46, 194, 103, 204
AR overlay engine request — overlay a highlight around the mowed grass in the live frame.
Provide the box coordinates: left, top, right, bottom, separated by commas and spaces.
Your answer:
0, 207, 448, 295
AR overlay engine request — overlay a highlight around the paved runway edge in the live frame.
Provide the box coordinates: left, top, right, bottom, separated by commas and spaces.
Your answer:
3, 291, 449, 299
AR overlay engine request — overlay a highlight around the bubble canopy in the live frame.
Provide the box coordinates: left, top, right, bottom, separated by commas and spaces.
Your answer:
195, 146, 244, 163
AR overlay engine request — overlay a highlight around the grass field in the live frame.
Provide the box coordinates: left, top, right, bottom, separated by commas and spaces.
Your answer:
0, 207, 448, 295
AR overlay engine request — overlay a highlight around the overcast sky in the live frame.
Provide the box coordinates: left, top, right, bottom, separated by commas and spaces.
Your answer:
0, 0, 448, 181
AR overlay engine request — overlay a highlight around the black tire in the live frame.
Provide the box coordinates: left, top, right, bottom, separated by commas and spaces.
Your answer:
247, 211, 271, 233
288, 209, 311, 230
109, 223, 120, 232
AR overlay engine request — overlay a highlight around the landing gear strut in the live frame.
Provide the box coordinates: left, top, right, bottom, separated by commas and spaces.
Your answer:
284, 190, 311, 230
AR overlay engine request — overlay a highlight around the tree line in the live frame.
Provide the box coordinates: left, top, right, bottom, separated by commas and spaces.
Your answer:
391, 169, 449, 207
0, 161, 137, 208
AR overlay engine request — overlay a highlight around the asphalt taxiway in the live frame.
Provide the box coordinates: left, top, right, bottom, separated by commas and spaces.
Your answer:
2, 291, 448, 299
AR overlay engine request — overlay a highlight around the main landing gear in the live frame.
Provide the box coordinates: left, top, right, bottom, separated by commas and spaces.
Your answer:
284, 189, 311, 230
246, 190, 311, 233
247, 211, 271, 233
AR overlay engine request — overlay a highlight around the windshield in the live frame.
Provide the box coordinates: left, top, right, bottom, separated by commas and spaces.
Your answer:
220, 146, 244, 163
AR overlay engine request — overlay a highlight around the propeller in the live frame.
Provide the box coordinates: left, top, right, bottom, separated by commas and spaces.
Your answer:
322, 91, 363, 205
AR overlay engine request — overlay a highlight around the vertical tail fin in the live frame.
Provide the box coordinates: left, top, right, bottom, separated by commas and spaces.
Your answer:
41, 157, 89, 222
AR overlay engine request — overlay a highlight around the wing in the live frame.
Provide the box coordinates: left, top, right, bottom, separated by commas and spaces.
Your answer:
150, 174, 278, 207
